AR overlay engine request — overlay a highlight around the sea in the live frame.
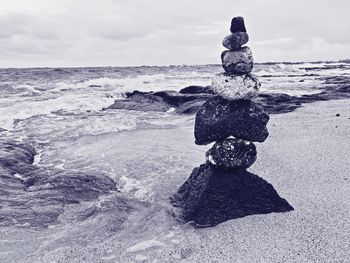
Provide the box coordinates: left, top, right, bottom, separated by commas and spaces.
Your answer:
0, 62, 349, 262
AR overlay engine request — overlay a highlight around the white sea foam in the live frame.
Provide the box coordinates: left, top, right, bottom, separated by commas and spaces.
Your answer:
117, 175, 155, 202
0, 94, 115, 130
126, 239, 166, 253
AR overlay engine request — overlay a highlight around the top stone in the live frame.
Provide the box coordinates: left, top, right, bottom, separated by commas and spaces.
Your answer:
230, 16, 246, 33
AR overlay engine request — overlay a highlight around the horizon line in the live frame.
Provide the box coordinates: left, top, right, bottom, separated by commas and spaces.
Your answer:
0, 59, 349, 70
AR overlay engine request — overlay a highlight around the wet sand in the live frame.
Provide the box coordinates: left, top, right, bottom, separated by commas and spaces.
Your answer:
1, 99, 350, 262
124, 98, 350, 262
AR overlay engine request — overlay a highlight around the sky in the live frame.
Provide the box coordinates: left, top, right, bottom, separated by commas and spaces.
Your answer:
0, 0, 350, 67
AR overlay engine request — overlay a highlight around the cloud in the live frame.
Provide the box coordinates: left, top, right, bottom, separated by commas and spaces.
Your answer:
0, 0, 349, 67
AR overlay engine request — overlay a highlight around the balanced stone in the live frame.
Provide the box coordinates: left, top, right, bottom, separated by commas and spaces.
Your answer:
171, 163, 294, 227
230, 16, 247, 33
211, 73, 260, 101
194, 96, 269, 145
222, 32, 249, 50
221, 47, 253, 74
171, 16, 294, 228
206, 138, 257, 169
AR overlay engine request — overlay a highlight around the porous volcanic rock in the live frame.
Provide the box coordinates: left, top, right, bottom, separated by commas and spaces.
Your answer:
206, 138, 257, 169
194, 96, 269, 145
211, 73, 260, 101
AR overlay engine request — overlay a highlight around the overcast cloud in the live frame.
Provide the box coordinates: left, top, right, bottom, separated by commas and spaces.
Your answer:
0, 0, 350, 67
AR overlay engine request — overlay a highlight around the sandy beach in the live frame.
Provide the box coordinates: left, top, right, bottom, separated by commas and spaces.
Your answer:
1, 98, 349, 263
121, 98, 350, 263
179, 98, 350, 263
2, 0, 350, 262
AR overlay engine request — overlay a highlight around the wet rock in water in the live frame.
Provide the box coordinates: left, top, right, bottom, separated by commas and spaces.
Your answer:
206, 138, 257, 169
151, 90, 212, 107
230, 16, 247, 33
107, 92, 172, 112
171, 163, 294, 227
0, 141, 36, 174
211, 73, 260, 101
175, 98, 209, 114
0, 140, 120, 228
194, 96, 269, 145
221, 47, 254, 74
24, 170, 116, 202
222, 32, 249, 50
106, 90, 212, 113
179, 85, 215, 94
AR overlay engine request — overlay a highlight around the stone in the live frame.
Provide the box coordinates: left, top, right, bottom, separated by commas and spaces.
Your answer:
222, 32, 249, 50
206, 138, 257, 169
211, 73, 260, 101
230, 16, 247, 33
221, 47, 253, 74
106, 90, 213, 113
194, 96, 269, 144
170, 163, 294, 227
0, 140, 120, 228
107, 96, 171, 112
175, 98, 208, 114
179, 85, 215, 94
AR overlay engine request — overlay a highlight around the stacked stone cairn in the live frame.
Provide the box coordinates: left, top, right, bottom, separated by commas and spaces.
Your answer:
171, 17, 294, 227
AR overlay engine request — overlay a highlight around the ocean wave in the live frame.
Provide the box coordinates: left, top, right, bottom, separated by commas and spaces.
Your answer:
0, 83, 40, 96
0, 94, 116, 130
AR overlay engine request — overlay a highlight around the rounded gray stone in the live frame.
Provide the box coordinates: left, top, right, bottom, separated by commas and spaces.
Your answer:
222, 32, 249, 50
221, 46, 253, 74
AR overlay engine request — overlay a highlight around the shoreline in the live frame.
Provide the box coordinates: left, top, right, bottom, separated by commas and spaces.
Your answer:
0, 98, 349, 262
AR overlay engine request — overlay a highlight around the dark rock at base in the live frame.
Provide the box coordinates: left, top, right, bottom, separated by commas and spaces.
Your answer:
171, 163, 293, 227
206, 138, 256, 169
179, 85, 215, 94
221, 47, 254, 74
230, 16, 247, 33
222, 32, 249, 50
195, 96, 269, 144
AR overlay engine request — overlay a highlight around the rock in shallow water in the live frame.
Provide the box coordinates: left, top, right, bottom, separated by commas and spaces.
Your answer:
222, 32, 249, 50
211, 73, 260, 101
0, 141, 119, 228
194, 96, 269, 145
221, 47, 253, 74
171, 163, 293, 227
106, 90, 212, 113
179, 85, 215, 95
206, 138, 257, 169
